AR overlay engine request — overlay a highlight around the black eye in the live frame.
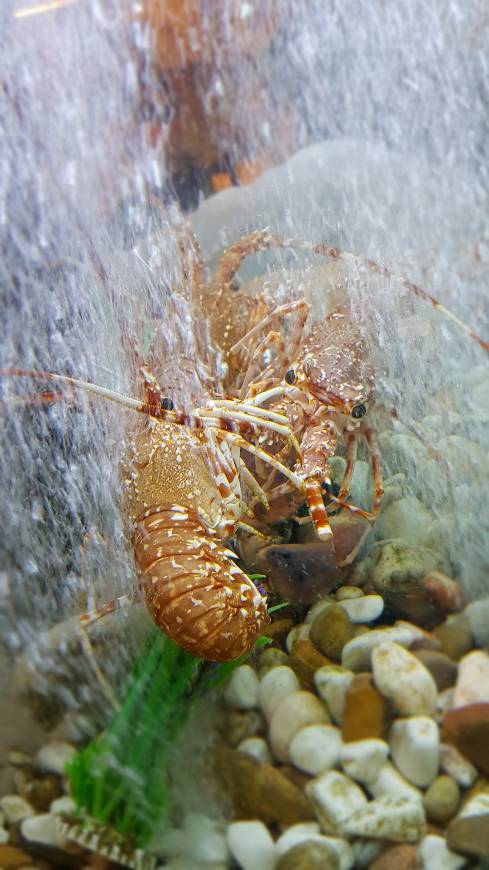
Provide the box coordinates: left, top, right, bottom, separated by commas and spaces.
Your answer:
351, 403, 366, 419
161, 397, 174, 411
285, 369, 296, 385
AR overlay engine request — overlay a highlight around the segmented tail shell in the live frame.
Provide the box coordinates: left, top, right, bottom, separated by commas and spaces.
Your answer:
133, 504, 269, 662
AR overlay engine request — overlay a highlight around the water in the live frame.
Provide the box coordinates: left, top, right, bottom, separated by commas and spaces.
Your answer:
0, 0, 488, 853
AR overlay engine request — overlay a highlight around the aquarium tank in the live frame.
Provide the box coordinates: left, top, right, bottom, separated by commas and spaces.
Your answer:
0, 1, 488, 868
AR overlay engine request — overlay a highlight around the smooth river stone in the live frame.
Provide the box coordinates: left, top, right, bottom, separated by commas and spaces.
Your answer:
289, 725, 342, 775
310, 604, 356, 661
367, 762, 423, 804
341, 795, 425, 842
341, 674, 391, 742
439, 743, 477, 788
372, 642, 437, 716
237, 737, 273, 766
441, 702, 489, 776
227, 820, 275, 870
423, 775, 460, 823
340, 739, 389, 784
341, 624, 419, 672
269, 691, 329, 762
305, 770, 367, 835
389, 717, 440, 787
224, 664, 260, 710
418, 834, 467, 870
446, 792, 489, 856
453, 650, 489, 707
314, 665, 353, 724
259, 666, 301, 722
338, 594, 384, 623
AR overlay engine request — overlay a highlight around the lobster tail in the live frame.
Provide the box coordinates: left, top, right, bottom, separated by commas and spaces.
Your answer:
133, 504, 269, 662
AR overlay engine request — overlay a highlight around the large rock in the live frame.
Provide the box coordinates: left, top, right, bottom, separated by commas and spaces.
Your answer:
371, 642, 438, 717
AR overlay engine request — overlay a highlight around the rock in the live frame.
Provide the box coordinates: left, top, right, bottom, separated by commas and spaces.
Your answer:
237, 737, 273, 766
184, 813, 230, 866
367, 763, 423, 804
422, 572, 464, 614
224, 665, 260, 710
0, 845, 36, 869
305, 770, 367, 835
266, 618, 295, 644
49, 796, 76, 815
341, 795, 425, 842
274, 822, 321, 856
17, 773, 62, 811
0, 796, 35, 824
310, 603, 356, 661
436, 687, 455, 720
446, 792, 489, 856
306, 598, 334, 624
351, 838, 383, 867
340, 739, 389, 783
258, 542, 343, 605
434, 613, 473, 661
453, 651, 489, 707
289, 725, 342, 775
258, 648, 288, 677
289, 639, 332, 691
20, 813, 68, 849
341, 624, 421, 672
369, 843, 422, 869
423, 775, 460, 823
276, 839, 341, 870
269, 691, 329, 762
35, 742, 76, 776
418, 834, 468, 870
341, 674, 391, 742
226, 820, 275, 870
259, 666, 301, 722
286, 624, 311, 653
413, 650, 457, 691
336, 586, 364, 601
389, 717, 440, 787
337, 594, 384, 623
373, 493, 434, 547
213, 747, 315, 826
223, 708, 265, 746
0, 829, 8, 844
439, 743, 477, 788
314, 666, 353, 724
441, 703, 489, 775
372, 642, 438, 716
464, 597, 489, 647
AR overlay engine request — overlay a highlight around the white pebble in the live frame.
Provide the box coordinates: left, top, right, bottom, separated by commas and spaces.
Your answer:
184, 813, 229, 865
269, 691, 329, 762
418, 834, 468, 869
237, 737, 273, 765
453, 650, 489, 707
390, 717, 440, 787
340, 739, 389, 784
372, 642, 437, 716
336, 586, 364, 601
36, 741, 77, 775
338, 594, 384, 623
21, 813, 68, 848
0, 827, 9, 844
0, 795, 35, 824
367, 762, 423, 804
341, 795, 426, 842
259, 666, 300, 722
351, 839, 383, 867
227, 820, 275, 870
289, 724, 342, 775
439, 744, 477, 788
305, 770, 367, 835
50, 796, 77, 815
464, 597, 489, 647
224, 664, 260, 710
274, 822, 321, 856
286, 622, 311, 652
341, 624, 420, 671
314, 666, 353, 724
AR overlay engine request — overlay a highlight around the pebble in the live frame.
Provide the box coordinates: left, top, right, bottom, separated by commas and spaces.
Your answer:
289, 725, 342, 775
389, 717, 440, 787
305, 770, 367, 835
288, 639, 332, 691
372, 642, 438, 716
418, 834, 467, 870
464, 597, 489, 647
367, 763, 423, 804
341, 674, 390, 742
453, 650, 489, 707
35, 742, 76, 776
314, 666, 353, 724
276, 839, 341, 869
439, 743, 477, 788
275, 822, 321, 856
434, 613, 473, 661
341, 624, 420, 671
369, 843, 422, 869
351, 839, 383, 867
310, 604, 356, 661
0, 845, 35, 868
0, 795, 35, 824
341, 795, 425, 842
446, 791, 489, 856
259, 666, 301, 722
184, 813, 230, 866
340, 739, 389, 784
226, 820, 275, 870
441, 702, 489, 775
412, 649, 457, 691
269, 691, 329, 762
224, 665, 260, 710
237, 737, 273, 766
423, 775, 460, 823
335, 586, 364, 601
258, 648, 289, 677
277, 831, 355, 870
306, 598, 334, 624
286, 624, 311, 653
337, 595, 384, 623
225, 709, 265, 746
0, 828, 8, 844
20, 813, 68, 849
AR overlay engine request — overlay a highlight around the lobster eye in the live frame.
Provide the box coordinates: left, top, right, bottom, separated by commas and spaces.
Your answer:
161, 397, 174, 411
285, 369, 296, 385
351, 403, 366, 419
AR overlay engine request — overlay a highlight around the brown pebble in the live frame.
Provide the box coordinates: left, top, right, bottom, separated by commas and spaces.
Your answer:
423, 775, 460, 823
222, 709, 265, 747
341, 673, 391, 742
434, 613, 473, 661
369, 843, 422, 870
310, 603, 356, 661
288, 639, 332, 690
413, 649, 458, 691
0, 845, 39, 868
276, 840, 340, 869
213, 747, 315, 826
258, 648, 289, 677
18, 774, 62, 811
265, 618, 295, 644
441, 702, 489, 775
446, 780, 489, 856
